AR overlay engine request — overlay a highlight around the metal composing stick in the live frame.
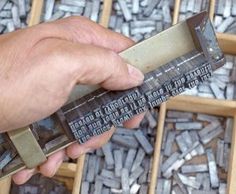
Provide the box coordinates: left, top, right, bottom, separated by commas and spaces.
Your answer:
60, 12, 224, 143
64, 51, 210, 143
0, 12, 225, 180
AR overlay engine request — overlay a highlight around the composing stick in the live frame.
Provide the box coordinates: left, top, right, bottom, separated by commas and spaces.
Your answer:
59, 12, 225, 143
0, 12, 224, 180
62, 51, 211, 143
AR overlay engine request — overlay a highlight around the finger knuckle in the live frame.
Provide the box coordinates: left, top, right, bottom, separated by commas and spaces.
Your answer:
41, 167, 55, 177
63, 15, 86, 23
107, 50, 121, 63
30, 23, 54, 38
108, 50, 125, 72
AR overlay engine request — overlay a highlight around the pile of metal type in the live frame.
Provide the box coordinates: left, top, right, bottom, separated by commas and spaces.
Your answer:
178, 0, 210, 21
10, 174, 70, 194
108, 0, 174, 42
0, 133, 21, 178
42, 0, 102, 22
80, 110, 158, 194
183, 55, 236, 100
214, 0, 236, 33
0, 0, 31, 34
177, 1, 236, 100
157, 110, 232, 194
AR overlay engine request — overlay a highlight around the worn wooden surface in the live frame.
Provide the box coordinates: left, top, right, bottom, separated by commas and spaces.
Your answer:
28, 0, 44, 26
168, 96, 236, 117
56, 163, 77, 178
217, 33, 236, 55
172, 0, 181, 25
72, 154, 86, 194
227, 115, 236, 194
209, 0, 216, 21
149, 103, 167, 194
0, 177, 11, 194
99, 0, 113, 27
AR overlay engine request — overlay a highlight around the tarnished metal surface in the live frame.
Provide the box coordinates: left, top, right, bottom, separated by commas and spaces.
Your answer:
8, 127, 47, 169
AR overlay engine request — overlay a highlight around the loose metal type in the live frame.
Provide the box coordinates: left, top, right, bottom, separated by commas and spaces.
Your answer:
0, 12, 225, 180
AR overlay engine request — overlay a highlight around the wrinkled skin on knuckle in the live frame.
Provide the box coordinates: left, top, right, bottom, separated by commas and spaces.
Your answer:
53, 16, 96, 44
106, 50, 127, 77
105, 50, 120, 74
77, 48, 120, 85
45, 40, 86, 86
71, 45, 103, 83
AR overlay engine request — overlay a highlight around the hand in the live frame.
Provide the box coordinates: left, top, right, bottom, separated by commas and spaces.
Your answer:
0, 16, 144, 184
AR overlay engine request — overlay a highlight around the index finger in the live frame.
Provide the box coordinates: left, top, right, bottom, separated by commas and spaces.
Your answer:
34, 16, 135, 52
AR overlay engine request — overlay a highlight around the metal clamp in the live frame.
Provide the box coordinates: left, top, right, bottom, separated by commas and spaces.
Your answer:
8, 127, 47, 169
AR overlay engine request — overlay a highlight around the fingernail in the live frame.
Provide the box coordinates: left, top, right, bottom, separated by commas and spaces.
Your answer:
127, 64, 144, 84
